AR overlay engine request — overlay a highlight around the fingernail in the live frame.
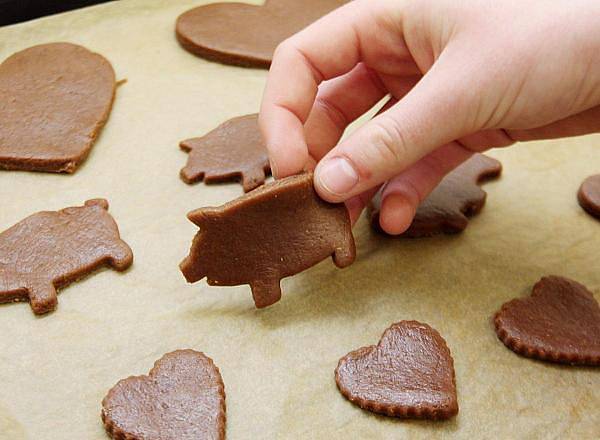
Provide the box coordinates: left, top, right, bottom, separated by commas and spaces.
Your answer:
317, 157, 359, 196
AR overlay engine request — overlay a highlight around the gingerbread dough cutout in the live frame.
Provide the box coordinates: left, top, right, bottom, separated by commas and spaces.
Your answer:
180, 114, 271, 192
0, 199, 133, 315
578, 174, 600, 221
102, 350, 226, 440
180, 173, 355, 308
370, 154, 502, 237
335, 321, 459, 420
175, 0, 348, 68
494, 276, 600, 366
0, 42, 117, 173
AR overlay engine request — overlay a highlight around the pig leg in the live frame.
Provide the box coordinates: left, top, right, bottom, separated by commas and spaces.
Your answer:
332, 227, 356, 268
105, 241, 134, 271
250, 278, 282, 308
241, 166, 267, 192
27, 280, 58, 315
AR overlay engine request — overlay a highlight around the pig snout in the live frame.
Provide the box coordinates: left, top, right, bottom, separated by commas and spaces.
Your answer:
180, 255, 206, 283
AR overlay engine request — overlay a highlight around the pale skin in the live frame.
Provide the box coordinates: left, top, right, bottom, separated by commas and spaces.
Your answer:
259, 0, 600, 234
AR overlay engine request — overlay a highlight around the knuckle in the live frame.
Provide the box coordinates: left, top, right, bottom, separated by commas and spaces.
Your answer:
314, 96, 348, 130
273, 39, 294, 60
369, 115, 410, 165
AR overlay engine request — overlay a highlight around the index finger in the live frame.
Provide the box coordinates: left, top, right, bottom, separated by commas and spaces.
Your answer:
258, 0, 402, 177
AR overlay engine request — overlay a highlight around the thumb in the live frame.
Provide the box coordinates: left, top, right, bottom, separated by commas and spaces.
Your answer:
314, 57, 479, 202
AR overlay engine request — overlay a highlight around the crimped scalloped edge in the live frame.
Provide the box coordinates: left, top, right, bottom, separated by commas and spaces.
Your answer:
493, 308, 600, 366
334, 321, 459, 420
101, 349, 226, 440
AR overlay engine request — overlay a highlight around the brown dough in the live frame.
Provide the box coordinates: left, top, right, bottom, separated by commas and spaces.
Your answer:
175, 0, 348, 68
102, 349, 226, 440
335, 321, 458, 420
0, 42, 116, 173
577, 174, 600, 220
180, 114, 271, 192
180, 172, 355, 308
0, 199, 133, 315
370, 154, 502, 237
494, 276, 600, 366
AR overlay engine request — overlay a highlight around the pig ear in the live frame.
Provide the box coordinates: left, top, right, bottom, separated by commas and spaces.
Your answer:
187, 208, 221, 227
85, 199, 109, 210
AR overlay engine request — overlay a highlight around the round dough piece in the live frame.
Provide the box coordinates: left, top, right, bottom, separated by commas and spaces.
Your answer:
578, 174, 600, 220
175, 0, 348, 68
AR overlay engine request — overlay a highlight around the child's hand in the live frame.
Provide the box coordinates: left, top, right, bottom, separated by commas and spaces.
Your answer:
259, 0, 600, 233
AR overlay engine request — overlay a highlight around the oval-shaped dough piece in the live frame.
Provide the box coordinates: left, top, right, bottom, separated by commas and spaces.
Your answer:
0, 42, 116, 173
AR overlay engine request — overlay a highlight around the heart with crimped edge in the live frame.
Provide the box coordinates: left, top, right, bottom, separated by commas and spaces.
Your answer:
494, 276, 600, 366
335, 321, 458, 420
175, 0, 348, 68
102, 350, 226, 440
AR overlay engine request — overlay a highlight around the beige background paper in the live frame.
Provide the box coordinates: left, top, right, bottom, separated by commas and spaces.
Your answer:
0, 1, 598, 438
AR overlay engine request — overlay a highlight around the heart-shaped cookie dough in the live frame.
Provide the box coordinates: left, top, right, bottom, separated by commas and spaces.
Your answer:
0, 43, 116, 173
102, 350, 226, 440
180, 114, 271, 192
335, 321, 458, 420
494, 276, 600, 366
175, 0, 348, 68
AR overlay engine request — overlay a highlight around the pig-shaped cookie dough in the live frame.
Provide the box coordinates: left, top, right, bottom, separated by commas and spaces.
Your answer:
180, 114, 271, 192
370, 154, 502, 237
180, 173, 355, 308
0, 199, 133, 315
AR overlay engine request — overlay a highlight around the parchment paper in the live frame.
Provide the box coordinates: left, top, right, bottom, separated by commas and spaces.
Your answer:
0, 1, 598, 439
